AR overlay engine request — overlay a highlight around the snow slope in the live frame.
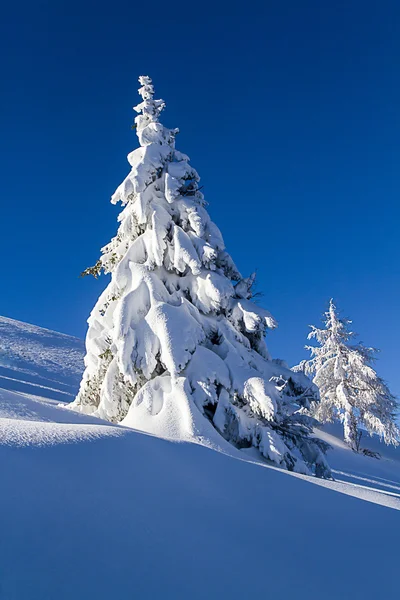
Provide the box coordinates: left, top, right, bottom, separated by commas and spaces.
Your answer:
0, 317, 399, 599
0, 316, 83, 401
316, 422, 400, 499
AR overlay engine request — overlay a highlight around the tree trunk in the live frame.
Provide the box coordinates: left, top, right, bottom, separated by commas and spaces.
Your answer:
343, 409, 358, 451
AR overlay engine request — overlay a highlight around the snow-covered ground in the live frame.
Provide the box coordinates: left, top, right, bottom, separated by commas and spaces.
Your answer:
0, 316, 83, 401
0, 316, 399, 599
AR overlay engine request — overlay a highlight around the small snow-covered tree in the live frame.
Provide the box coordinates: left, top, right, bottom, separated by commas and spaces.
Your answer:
70, 75, 331, 477
297, 299, 399, 450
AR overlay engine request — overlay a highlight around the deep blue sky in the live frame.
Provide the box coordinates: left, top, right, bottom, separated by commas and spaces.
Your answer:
1, 1, 399, 394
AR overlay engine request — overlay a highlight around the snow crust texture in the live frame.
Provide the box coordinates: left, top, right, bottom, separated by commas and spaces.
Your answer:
70, 76, 330, 477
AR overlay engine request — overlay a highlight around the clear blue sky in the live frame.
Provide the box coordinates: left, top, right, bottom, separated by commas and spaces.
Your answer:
1, 1, 399, 394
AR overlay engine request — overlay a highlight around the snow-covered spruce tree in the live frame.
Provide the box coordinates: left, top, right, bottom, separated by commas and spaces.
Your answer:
297, 299, 399, 451
70, 76, 331, 477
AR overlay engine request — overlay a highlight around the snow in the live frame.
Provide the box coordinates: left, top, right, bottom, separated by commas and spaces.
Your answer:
1, 316, 400, 599
0, 388, 124, 447
316, 422, 400, 497
0, 315, 84, 401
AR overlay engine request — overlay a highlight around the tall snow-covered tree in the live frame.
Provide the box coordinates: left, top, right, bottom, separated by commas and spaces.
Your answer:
70, 75, 331, 477
297, 299, 399, 450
